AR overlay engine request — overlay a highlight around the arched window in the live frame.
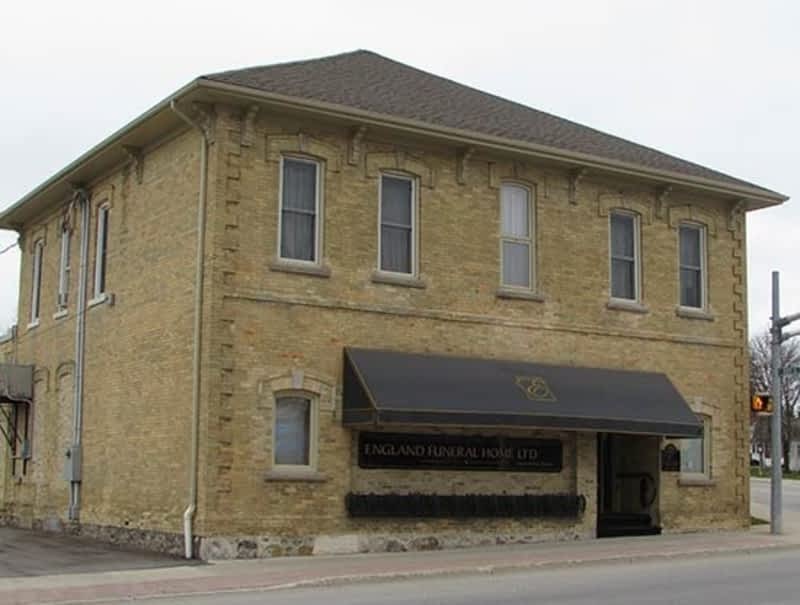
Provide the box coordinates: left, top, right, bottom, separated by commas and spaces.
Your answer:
273, 394, 315, 469
500, 183, 534, 290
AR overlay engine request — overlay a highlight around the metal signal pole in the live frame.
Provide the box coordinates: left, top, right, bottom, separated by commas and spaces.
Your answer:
770, 271, 800, 535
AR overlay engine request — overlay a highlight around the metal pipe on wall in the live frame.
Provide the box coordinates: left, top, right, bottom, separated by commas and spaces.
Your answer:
169, 99, 209, 559
69, 188, 90, 520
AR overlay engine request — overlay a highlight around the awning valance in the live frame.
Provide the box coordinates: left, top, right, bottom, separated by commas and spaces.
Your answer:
0, 364, 34, 404
343, 348, 702, 437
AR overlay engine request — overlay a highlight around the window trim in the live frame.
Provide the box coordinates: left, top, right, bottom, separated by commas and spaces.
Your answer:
680, 414, 712, 481
377, 172, 418, 278
498, 182, 536, 292
56, 226, 71, 312
677, 222, 708, 311
277, 155, 323, 266
272, 391, 319, 473
93, 203, 110, 299
29, 239, 44, 327
608, 210, 642, 303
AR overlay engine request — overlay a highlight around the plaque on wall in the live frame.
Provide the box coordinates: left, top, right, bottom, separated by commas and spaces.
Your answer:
661, 444, 680, 472
358, 432, 562, 472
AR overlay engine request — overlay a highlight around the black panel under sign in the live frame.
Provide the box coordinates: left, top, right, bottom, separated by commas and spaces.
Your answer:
358, 432, 562, 472
346, 493, 585, 518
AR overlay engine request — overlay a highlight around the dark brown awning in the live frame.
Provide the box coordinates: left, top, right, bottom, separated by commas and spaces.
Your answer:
0, 364, 34, 404
343, 348, 702, 437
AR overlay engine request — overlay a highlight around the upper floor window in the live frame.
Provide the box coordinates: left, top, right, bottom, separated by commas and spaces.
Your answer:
274, 395, 314, 469
279, 157, 321, 263
609, 211, 640, 301
679, 224, 706, 309
29, 240, 44, 325
93, 205, 109, 299
500, 183, 534, 289
57, 226, 70, 312
379, 174, 416, 275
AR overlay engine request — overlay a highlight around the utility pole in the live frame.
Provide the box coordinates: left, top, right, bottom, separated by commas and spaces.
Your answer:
769, 270, 800, 535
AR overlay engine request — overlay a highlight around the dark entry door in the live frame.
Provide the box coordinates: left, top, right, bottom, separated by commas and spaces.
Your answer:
596, 433, 661, 538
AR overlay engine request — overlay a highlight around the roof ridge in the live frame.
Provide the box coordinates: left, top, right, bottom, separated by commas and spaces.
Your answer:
203, 49, 374, 79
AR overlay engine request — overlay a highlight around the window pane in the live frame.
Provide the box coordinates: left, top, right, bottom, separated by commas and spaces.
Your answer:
611, 258, 635, 299
381, 177, 412, 226
680, 267, 702, 308
501, 186, 529, 238
282, 160, 317, 212
275, 397, 310, 466
610, 214, 634, 258
381, 225, 411, 273
680, 226, 701, 268
681, 434, 705, 474
97, 209, 108, 295
502, 241, 530, 287
281, 211, 316, 261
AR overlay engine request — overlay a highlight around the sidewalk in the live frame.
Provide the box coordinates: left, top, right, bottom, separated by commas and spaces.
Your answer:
2, 525, 799, 605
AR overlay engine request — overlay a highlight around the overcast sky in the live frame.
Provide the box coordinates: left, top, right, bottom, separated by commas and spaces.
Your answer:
0, 1, 797, 337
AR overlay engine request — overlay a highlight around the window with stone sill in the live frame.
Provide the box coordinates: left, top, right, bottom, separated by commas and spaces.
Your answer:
56, 225, 71, 312
609, 211, 641, 302
30, 239, 44, 325
273, 393, 318, 472
680, 414, 711, 480
500, 182, 535, 291
278, 156, 322, 265
378, 173, 417, 276
678, 223, 707, 310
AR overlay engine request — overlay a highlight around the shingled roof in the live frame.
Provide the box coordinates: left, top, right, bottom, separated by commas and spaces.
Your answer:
204, 50, 779, 197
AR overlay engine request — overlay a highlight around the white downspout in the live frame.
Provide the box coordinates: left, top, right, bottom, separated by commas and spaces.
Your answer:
69, 188, 90, 520
170, 100, 209, 559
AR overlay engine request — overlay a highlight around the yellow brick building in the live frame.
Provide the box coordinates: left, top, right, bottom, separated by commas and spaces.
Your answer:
0, 51, 788, 558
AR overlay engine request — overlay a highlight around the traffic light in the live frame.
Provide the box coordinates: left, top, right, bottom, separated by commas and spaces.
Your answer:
751, 393, 773, 414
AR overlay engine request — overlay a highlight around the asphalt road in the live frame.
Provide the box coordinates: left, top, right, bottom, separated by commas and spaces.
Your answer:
751, 477, 800, 513
101, 549, 800, 605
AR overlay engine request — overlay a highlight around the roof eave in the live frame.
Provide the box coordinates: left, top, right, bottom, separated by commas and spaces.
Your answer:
0, 79, 203, 231
197, 77, 788, 209
0, 77, 787, 231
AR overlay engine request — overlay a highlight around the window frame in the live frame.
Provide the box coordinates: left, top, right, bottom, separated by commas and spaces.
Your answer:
93, 203, 110, 300
56, 226, 71, 312
272, 391, 319, 472
499, 182, 535, 291
277, 155, 323, 266
677, 222, 707, 311
29, 239, 44, 326
608, 210, 642, 303
377, 172, 418, 277
680, 414, 712, 480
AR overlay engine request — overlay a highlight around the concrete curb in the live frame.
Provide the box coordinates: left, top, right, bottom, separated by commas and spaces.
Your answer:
31, 538, 800, 605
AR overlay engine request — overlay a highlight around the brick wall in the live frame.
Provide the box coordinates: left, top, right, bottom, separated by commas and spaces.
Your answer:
1, 102, 750, 556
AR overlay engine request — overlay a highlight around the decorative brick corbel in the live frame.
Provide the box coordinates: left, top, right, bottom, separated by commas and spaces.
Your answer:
191, 102, 215, 143
456, 147, 475, 185
348, 125, 367, 166
728, 199, 748, 232
122, 145, 144, 185
655, 185, 672, 220
240, 105, 259, 148
568, 167, 587, 205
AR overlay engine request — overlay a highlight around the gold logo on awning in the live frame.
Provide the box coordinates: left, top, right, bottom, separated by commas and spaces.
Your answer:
515, 376, 556, 402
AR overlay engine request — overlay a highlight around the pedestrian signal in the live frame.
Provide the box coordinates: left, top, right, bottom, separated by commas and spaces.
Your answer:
751, 394, 773, 413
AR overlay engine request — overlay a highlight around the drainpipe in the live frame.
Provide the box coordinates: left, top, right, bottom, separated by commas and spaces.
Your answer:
170, 100, 209, 559
69, 187, 90, 520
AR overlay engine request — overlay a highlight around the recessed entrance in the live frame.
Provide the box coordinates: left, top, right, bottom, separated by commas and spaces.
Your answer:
597, 433, 661, 538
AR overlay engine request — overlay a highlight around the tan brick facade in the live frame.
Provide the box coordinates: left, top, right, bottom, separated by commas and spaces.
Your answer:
0, 99, 753, 558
